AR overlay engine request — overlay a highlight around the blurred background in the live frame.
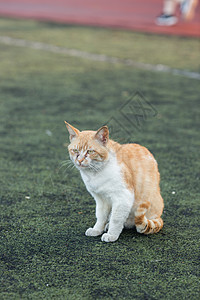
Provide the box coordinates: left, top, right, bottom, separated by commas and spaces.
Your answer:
0, 0, 200, 36
0, 1, 200, 299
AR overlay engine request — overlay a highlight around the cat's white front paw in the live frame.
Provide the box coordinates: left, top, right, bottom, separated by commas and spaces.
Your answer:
85, 227, 102, 237
101, 233, 119, 242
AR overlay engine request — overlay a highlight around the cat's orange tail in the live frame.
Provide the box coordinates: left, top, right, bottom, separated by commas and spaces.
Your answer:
135, 202, 163, 234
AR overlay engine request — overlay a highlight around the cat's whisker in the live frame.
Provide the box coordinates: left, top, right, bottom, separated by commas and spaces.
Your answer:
67, 165, 75, 171
60, 160, 72, 167
62, 164, 75, 172
62, 166, 76, 179
63, 167, 76, 179
58, 159, 76, 178
89, 164, 101, 173
61, 163, 72, 168
59, 160, 74, 170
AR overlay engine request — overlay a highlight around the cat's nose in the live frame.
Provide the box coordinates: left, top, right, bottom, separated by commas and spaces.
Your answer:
77, 158, 84, 164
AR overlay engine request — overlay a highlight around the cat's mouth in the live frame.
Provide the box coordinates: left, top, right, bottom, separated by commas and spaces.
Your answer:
75, 162, 88, 169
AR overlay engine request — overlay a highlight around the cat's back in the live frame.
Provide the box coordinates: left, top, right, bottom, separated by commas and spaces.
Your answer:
111, 141, 160, 194
110, 141, 157, 169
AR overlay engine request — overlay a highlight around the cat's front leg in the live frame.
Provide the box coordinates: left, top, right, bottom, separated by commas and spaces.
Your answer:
85, 195, 111, 237
101, 198, 133, 242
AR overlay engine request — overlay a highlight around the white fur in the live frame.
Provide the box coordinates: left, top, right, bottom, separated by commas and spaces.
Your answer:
79, 152, 135, 242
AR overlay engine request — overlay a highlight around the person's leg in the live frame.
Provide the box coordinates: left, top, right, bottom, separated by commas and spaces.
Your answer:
163, 0, 178, 15
180, 0, 199, 20
156, 0, 179, 26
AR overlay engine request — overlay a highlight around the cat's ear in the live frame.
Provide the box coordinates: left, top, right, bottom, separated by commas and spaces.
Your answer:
64, 121, 80, 141
95, 126, 109, 145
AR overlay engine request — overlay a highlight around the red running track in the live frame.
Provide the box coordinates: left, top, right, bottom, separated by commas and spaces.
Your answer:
0, 0, 199, 37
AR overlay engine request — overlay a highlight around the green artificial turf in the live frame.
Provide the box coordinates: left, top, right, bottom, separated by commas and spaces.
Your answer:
0, 18, 200, 72
0, 18, 200, 300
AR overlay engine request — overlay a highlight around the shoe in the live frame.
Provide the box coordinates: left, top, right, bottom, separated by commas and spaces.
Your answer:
180, 0, 198, 20
155, 14, 178, 26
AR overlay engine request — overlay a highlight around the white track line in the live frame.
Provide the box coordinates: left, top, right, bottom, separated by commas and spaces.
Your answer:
0, 36, 199, 80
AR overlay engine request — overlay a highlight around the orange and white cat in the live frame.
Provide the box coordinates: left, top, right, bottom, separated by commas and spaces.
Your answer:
65, 122, 164, 242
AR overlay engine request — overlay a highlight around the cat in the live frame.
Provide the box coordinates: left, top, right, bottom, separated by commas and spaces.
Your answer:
65, 121, 164, 242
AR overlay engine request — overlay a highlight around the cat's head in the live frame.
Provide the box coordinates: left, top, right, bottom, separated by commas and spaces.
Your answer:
65, 122, 109, 171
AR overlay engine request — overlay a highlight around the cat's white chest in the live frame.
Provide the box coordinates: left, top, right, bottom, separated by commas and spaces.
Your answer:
80, 154, 130, 200
80, 152, 135, 242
